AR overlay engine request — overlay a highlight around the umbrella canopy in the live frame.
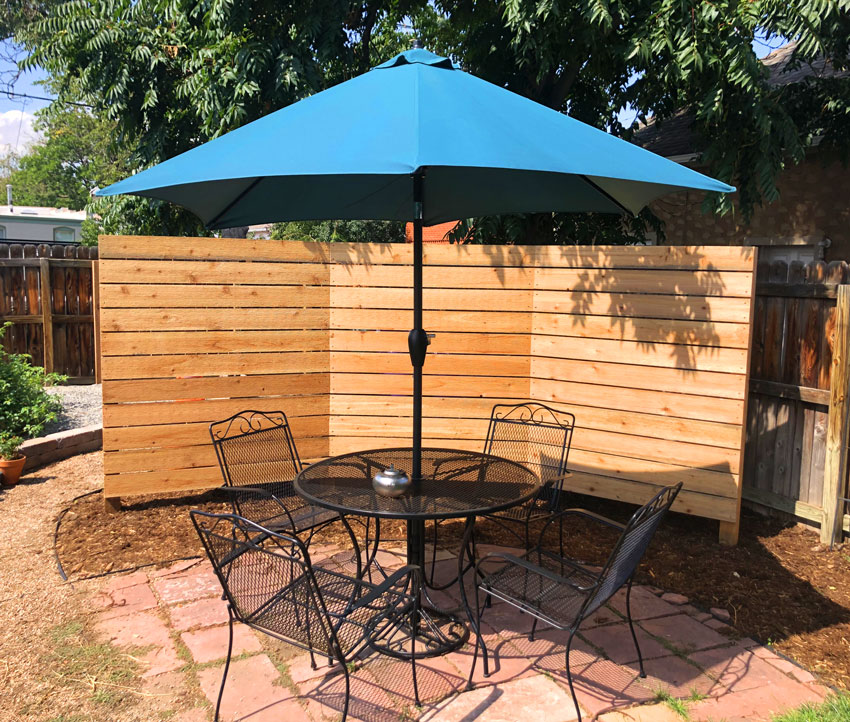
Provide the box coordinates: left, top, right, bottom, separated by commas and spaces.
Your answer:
97, 47, 733, 227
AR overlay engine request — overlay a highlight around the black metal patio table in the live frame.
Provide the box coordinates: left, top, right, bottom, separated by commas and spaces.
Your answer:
294, 446, 541, 658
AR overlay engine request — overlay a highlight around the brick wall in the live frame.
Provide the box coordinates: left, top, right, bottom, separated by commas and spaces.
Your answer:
652, 151, 850, 262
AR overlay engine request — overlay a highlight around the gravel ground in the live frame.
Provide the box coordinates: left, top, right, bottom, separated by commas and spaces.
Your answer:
44, 383, 102, 434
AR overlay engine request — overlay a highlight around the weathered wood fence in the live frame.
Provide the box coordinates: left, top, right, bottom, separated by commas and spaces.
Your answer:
743, 259, 850, 543
0, 243, 100, 381
99, 236, 756, 543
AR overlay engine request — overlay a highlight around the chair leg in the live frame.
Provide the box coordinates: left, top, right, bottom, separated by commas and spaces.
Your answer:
410, 605, 421, 707
466, 589, 490, 690
564, 629, 582, 722
215, 606, 235, 722
626, 577, 645, 678
341, 662, 351, 722
529, 617, 538, 642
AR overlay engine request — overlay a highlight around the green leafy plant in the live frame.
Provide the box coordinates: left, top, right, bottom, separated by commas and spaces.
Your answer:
0, 433, 23, 460
0, 323, 65, 439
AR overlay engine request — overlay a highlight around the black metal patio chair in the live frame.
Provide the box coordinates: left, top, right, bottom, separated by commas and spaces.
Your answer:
465, 482, 682, 722
191, 510, 422, 722
427, 402, 575, 585
210, 410, 340, 544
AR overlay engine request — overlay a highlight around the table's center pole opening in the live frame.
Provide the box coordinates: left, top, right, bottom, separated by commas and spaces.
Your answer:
408, 169, 428, 483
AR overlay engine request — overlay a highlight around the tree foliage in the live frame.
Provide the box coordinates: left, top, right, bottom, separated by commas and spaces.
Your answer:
1, 103, 127, 210
13, 0, 850, 244
270, 219, 407, 244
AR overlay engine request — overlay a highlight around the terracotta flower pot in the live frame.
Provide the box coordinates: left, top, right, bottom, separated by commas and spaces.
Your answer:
0, 455, 26, 487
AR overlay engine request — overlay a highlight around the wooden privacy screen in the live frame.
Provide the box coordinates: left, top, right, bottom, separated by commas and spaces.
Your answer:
99, 236, 756, 543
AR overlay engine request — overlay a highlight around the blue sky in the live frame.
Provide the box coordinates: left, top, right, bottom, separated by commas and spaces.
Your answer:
0, 33, 785, 153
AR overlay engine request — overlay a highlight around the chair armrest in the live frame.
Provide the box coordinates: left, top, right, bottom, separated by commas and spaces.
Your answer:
554, 508, 624, 530
533, 507, 624, 554
351, 565, 420, 610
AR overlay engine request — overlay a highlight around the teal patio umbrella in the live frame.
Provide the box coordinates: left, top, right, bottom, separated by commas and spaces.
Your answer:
98, 43, 734, 481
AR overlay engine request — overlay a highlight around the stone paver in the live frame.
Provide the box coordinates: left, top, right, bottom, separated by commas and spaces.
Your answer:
94, 610, 183, 677
608, 586, 683, 621
85, 540, 828, 722
198, 654, 299, 722
639, 614, 731, 654
169, 596, 230, 631
581, 622, 673, 665
423, 674, 580, 722
152, 566, 221, 604
181, 624, 264, 664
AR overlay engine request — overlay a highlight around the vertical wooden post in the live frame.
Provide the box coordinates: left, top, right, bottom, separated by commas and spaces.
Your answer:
92, 259, 102, 384
719, 247, 759, 546
821, 284, 850, 545
38, 257, 54, 375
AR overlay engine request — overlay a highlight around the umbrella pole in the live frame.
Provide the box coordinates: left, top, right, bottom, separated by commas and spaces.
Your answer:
409, 171, 428, 482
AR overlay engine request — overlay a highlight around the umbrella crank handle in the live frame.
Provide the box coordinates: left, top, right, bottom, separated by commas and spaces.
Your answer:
408, 329, 433, 367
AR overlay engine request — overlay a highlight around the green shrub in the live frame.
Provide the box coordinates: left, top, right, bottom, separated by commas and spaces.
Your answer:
0, 323, 65, 439
0, 434, 23, 460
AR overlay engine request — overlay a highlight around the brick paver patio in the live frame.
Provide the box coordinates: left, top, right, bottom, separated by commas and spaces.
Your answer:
89, 543, 831, 721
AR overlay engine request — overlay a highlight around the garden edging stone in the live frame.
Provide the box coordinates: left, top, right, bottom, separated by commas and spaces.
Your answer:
21, 424, 102, 472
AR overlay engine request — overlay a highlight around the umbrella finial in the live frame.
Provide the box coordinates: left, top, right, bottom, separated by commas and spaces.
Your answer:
411, 37, 424, 49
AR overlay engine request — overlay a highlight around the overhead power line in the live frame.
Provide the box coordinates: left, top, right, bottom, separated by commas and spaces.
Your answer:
1, 89, 93, 108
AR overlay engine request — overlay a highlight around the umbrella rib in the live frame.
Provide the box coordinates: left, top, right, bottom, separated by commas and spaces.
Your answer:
207, 177, 263, 229
578, 175, 636, 217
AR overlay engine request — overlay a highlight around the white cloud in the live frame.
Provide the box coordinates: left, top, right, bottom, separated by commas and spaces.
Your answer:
0, 109, 41, 156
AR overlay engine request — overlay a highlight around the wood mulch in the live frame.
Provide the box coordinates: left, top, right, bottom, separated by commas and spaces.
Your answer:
55, 478, 850, 692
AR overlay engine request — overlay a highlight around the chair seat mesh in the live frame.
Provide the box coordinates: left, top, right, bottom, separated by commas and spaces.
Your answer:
480, 550, 597, 628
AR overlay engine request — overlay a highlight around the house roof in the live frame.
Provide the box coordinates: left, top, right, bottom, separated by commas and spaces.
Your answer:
633, 41, 848, 158
404, 221, 462, 244
0, 205, 86, 223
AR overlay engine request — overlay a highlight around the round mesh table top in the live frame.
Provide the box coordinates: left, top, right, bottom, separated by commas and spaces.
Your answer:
294, 447, 541, 520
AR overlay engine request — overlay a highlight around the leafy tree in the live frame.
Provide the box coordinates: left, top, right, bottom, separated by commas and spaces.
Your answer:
421, 0, 850, 242
1, 103, 127, 210
270, 219, 407, 244
14, 0, 850, 244
16, 0, 414, 236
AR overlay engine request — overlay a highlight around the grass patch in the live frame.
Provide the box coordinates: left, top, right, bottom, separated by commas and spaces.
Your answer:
771, 694, 850, 722
653, 688, 691, 719
688, 687, 707, 702
45, 620, 142, 711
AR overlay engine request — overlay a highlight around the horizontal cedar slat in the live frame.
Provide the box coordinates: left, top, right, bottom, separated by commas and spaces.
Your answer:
566, 470, 739, 522
328, 415, 739, 471
102, 307, 329, 332
100, 283, 330, 309
103, 415, 328, 451
531, 335, 748, 374
330, 394, 742, 448
101, 236, 755, 271
331, 353, 530, 378
100, 259, 332, 286
532, 357, 746, 400
103, 395, 329, 427
101, 330, 329, 356
331, 330, 530, 355
330, 373, 530, 398
106, 282, 751, 323
102, 351, 329, 380
533, 290, 752, 324
532, 377, 743, 424
103, 259, 750, 297
103, 372, 329, 403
